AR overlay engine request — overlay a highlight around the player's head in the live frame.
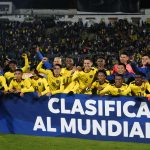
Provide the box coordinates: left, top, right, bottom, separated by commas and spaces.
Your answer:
97, 70, 107, 82
53, 57, 62, 65
32, 70, 41, 80
115, 74, 124, 88
96, 56, 106, 67
9, 60, 17, 72
83, 57, 93, 70
134, 74, 143, 86
53, 64, 62, 76
119, 52, 129, 64
117, 63, 126, 74
14, 69, 23, 80
65, 57, 74, 69
141, 54, 150, 66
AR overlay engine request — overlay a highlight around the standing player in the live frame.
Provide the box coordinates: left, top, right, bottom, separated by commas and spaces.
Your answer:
100, 74, 129, 96
113, 52, 134, 74
71, 57, 97, 94
96, 56, 111, 75
4, 54, 29, 85
36, 47, 62, 69
86, 70, 110, 95
36, 58, 63, 95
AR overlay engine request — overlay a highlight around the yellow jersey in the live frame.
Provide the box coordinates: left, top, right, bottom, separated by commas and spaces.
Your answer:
123, 81, 150, 97
4, 56, 29, 84
0, 75, 8, 91
30, 78, 50, 96
72, 68, 97, 94
9, 79, 34, 93
100, 83, 129, 96
87, 80, 110, 95
37, 62, 63, 95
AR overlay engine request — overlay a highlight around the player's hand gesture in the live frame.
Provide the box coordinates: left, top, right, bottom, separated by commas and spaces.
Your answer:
22, 53, 27, 58
42, 57, 48, 63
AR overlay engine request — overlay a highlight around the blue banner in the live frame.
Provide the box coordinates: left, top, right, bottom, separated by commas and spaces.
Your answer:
0, 93, 150, 143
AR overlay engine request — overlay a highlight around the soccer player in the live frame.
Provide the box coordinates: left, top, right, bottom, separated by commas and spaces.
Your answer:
96, 57, 111, 75
30, 70, 50, 97
9, 69, 34, 96
100, 74, 129, 96
60, 57, 79, 93
36, 59, 63, 95
113, 52, 134, 74
0, 75, 8, 92
36, 47, 62, 69
71, 57, 97, 94
86, 70, 110, 95
131, 54, 150, 81
122, 74, 150, 97
4, 54, 29, 85
108, 63, 134, 84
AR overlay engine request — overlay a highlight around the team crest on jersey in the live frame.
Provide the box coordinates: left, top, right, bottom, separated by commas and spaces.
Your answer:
141, 87, 145, 91
38, 82, 41, 86
89, 75, 93, 78
56, 80, 60, 84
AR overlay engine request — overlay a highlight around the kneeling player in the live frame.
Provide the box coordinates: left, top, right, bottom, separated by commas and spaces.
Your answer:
122, 74, 150, 97
30, 70, 50, 96
9, 69, 34, 96
100, 74, 129, 96
86, 70, 110, 95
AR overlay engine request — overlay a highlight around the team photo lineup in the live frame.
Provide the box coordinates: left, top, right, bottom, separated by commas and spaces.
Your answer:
0, 19, 149, 99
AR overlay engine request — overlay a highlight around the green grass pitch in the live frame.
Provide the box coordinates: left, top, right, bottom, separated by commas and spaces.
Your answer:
0, 134, 149, 150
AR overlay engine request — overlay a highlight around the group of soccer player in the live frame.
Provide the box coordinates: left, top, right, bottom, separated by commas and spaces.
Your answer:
0, 48, 150, 100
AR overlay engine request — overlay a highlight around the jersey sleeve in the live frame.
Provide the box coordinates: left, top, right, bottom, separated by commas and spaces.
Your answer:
41, 78, 50, 96
21, 55, 29, 73
36, 50, 52, 69
36, 61, 49, 75
9, 80, 14, 91
121, 85, 131, 96
145, 82, 150, 93
0, 76, 8, 91
21, 79, 34, 93
100, 85, 112, 95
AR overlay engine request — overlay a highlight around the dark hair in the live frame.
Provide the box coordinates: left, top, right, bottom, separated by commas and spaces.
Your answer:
66, 56, 74, 60
120, 52, 129, 57
142, 53, 150, 58
9, 60, 17, 65
15, 68, 23, 73
96, 56, 105, 60
115, 74, 123, 78
84, 57, 93, 62
97, 70, 107, 77
118, 63, 126, 69
53, 64, 62, 68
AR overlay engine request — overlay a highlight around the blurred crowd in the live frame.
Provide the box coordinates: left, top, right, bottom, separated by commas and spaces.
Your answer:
0, 18, 150, 98
0, 18, 149, 69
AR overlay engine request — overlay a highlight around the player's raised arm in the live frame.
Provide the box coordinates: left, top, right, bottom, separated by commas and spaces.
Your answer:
21, 54, 29, 73
36, 58, 49, 75
36, 47, 52, 69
